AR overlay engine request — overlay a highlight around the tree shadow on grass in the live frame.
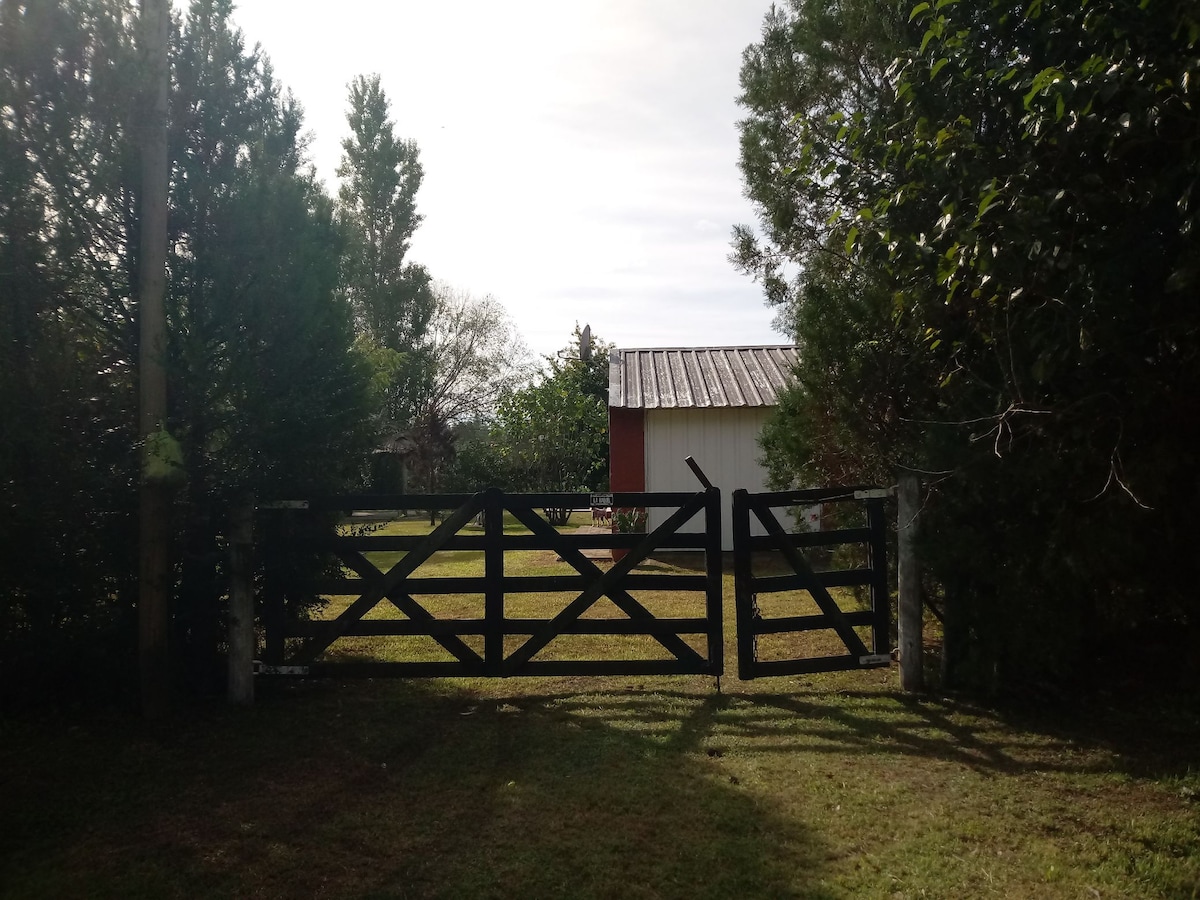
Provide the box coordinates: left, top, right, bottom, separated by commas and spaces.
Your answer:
0, 681, 835, 900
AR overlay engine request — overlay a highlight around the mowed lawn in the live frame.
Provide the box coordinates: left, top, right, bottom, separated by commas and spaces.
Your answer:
2, 512, 1198, 899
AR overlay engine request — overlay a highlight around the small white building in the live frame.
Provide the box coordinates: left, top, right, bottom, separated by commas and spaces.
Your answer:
608, 345, 799, 550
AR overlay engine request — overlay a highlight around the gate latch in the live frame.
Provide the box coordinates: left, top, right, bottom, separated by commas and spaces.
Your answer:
853, 489, 891, 500
859, 654, 891, 667
254, 662, 311, 676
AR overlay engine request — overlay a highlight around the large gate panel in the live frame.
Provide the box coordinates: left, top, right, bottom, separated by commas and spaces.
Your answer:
259, 488, 723, 678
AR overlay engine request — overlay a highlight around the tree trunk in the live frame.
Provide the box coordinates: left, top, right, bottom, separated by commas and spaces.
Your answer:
227, 498, 255, 705
137, 0, 172, 719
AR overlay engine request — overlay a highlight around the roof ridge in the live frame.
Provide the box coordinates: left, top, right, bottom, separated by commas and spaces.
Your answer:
615, 344, 796, 352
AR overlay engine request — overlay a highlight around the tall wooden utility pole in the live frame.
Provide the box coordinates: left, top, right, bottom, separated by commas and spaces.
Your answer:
138, 0, 172, 718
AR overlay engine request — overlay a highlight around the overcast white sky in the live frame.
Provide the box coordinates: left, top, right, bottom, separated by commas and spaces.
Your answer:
228, 0, 785, 359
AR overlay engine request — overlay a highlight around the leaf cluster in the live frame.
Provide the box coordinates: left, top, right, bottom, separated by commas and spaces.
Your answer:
444, 326, 612, 494
738, 0, 1200, 692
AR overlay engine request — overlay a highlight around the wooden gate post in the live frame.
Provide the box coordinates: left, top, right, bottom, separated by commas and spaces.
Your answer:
483, 487, 505, 675
227, 497, 255, 704
897, 471, 924, 692
703, 486, 723, 676
731, 489, 755, 680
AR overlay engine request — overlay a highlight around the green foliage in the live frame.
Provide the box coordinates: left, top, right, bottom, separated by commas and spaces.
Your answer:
611, 507, 647, 533
166, 2, 377, 687
738, 0, 1200, 692
170, 6, 374, 496
0, 0, 142, 699
448, 326, 611, 494
759, 256, 926, 491
0, 0, 373, 702
336, 73, 434, 433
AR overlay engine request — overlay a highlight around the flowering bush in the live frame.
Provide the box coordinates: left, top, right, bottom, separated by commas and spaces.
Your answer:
612, 507, 647, 533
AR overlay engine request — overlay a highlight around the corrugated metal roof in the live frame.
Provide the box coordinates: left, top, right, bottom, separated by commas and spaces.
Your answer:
609, 345, 798, 409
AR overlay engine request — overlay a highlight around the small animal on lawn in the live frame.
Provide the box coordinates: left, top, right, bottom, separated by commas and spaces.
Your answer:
591, 506, 612, 525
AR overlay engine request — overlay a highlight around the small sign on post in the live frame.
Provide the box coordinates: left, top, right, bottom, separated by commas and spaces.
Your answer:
590, 493, 613, 508
854, 488, 891, 500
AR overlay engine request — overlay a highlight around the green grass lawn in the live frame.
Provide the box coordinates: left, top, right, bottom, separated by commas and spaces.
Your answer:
2, 512, 1198, 899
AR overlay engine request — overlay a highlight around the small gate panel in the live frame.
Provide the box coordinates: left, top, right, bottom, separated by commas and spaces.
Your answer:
733, 486, 891, 679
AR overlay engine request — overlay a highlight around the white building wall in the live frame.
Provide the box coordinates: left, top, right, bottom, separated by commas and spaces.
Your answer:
644, 407, 786, 551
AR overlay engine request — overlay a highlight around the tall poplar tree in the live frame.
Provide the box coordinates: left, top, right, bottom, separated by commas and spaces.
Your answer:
336, 74, 434, 433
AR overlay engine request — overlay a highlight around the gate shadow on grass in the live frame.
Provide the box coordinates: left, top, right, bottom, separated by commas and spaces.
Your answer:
0, 681, 834, 900
496, 687, 1173, 778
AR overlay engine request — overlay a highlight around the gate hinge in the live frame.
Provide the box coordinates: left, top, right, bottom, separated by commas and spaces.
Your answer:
853, 489, 891, 500
858, 654, 891, 667
254, 662, 311, 675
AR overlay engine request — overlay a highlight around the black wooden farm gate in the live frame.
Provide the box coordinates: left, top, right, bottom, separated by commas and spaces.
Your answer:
256, 485, 890, 679
258, 487, 723, 677
732, 486, 891, 679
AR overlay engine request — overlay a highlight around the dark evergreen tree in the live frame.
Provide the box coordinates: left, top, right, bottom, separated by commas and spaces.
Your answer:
167, 0, 373, 687
738, 0, 1200, 693
0, 0, 142, 698
0, 0, 374, 702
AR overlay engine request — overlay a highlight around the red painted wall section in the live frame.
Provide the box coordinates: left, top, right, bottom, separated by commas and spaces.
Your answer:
608, 407, 645, 492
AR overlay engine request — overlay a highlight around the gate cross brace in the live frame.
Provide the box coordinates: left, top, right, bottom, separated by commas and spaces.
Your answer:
293, 493, 484, 664
503, 496, 708, 673
753, 501, 871, 658
336, 549, 484, 666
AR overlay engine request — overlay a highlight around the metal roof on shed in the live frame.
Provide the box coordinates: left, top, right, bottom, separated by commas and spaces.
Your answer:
609, 346, 798, 410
